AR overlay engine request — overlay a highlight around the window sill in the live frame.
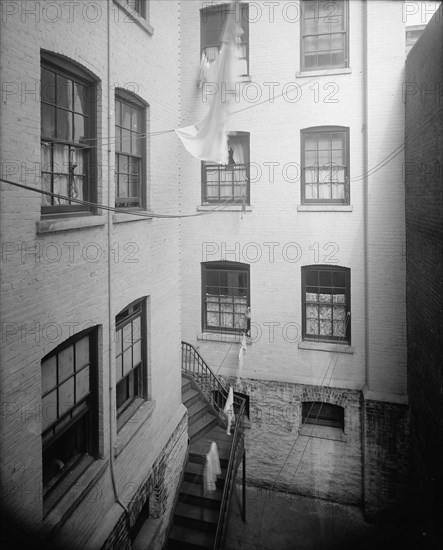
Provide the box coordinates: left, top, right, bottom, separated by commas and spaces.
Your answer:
297, 205, 353, 212
296, 67, 352, 78
114, 399, 156, 458
197, 205, 252, 213
112, 0, 154, 35
36, 215, 106, 234
113, 210, 153, 223
298, 341, 354, 354
198, 332, 252, 345
299, 424, 347, 442
43, 457, 109, 533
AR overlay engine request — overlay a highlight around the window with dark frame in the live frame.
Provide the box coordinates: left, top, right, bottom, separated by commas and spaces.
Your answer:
115, 299, 146, 427
41, 328, 98, 499
41, 55, 96, 215
115, 92, 146, 208
302, 265, 350, 343
301, 127, 349, 204
202, 262, 250, 334
202, 132, 250, 204
302, 401, 344, 430
124, 0, 146, 19
301, 0, 348, 71
201, 2, 249, 76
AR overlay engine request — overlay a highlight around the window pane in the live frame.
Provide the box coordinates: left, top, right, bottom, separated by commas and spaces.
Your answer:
116, 378, 128, 410
116, 353, 123, 382
73, 114, 85, 142
42, 390, 57, 430
76, 368, 89, 400
75, 337, 89, 370
306, 319, 318, 335
57, 76, 72, 110
41, 68, 56, 103
121, 129, 131, 154
42, 355, 57, 394
59, 377, 75, 416
41, 142, 52, 172
56, 108, 72, 141
123, 348, 132, 377
122, 102, 131, 129
59, 345, 74, 383
41, 103, 56, 138
115, 100, 121, 126
41, 173, 52, 206
319, 271, 332, 286
73, 82, 86, 114
133, 339, 141, 366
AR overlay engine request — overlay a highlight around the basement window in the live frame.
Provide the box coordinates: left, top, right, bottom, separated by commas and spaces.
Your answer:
302, 401, 344, 430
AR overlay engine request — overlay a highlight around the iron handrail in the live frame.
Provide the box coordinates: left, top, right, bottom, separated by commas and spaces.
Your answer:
181, 342, 246, 550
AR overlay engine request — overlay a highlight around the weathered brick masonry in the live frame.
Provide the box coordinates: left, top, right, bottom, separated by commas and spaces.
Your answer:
405, 4, 443, 545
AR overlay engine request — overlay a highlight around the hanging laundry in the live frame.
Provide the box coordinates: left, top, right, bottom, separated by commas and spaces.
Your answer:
203, 441, 221, 494
237, 332, 247, 383
224, 386, 235, 435
175, 0, 244, 164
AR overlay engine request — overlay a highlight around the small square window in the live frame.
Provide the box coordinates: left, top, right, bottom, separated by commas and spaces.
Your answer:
302, 401, 344, 430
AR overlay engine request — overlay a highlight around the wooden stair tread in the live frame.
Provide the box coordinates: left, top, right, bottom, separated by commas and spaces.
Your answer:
168, 524, 214, 548
180, 481, 223, 502
175, 502, 219, 524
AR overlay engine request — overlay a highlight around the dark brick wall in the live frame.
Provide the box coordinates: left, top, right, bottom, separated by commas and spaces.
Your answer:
405, 5, 443, 547
363, 399, 409, 519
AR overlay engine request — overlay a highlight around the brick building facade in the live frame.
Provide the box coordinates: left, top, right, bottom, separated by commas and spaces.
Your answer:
405, 4, 443, 547
0, 1, 186, 549
179, 0, 408, 517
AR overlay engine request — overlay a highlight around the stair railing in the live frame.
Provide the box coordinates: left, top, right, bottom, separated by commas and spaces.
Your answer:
181, 341, 246, 550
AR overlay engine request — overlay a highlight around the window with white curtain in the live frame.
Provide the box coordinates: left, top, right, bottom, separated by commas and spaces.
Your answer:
301, 126, 349, 204
202, 132, 250, 204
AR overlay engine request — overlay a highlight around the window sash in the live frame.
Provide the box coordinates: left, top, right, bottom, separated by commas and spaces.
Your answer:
202, 133, 250, 203
115, 300, 145, 420
202, 265, 250, 333
301, 0, 348, 71
115, 96, 144, 208
302, 267, 350, 343
301, 128, 349, 204
201, 3, 249, 75
40, 61, 95, 214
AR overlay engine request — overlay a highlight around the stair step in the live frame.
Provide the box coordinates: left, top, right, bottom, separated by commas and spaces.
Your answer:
168, 524, 214, 550
188, 415, 218, 443
182, 387, 201, 408
187, 400, 213, 425
184, 461, 226, 486
174, 502, 219, 532
179, 481, 222, 509
182, 376, 192, 392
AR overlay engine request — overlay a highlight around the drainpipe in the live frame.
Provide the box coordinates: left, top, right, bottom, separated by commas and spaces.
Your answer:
362, 0, 369, 514
107, 0, 129, 520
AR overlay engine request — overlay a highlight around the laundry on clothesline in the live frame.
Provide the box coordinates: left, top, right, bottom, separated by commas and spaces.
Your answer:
203, 440, 221, 494
224, 385, 235, 435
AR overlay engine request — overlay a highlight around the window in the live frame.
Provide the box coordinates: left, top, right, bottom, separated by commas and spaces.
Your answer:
302, 266, 350, 343
115, 299, 146, 427
302, 401, 344, 430
124, 0, 146, 18
202, 132, 250, 204
41, 53, 96, 215
115, 91, 146, 208
201, 2, 249, 76
301, 127, 349, 204
202, 262, 250, 333
41, 328, 98, 499
301, 0, 348, 71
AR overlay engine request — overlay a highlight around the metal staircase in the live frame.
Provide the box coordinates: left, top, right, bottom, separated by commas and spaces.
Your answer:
166, 342, 246, 550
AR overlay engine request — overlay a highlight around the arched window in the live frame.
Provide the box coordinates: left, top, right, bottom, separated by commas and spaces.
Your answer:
302, 401, 344, 430
202, 261, 250, 334
41, 327, 98, 504
40, 52, 97, 215
302, 265, 350, 343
